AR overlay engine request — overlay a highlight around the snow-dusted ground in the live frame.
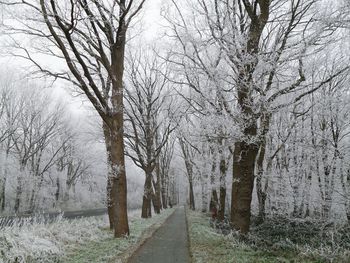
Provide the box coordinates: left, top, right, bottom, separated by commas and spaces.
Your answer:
187, 210, 350, 263
0, 209, 174, 263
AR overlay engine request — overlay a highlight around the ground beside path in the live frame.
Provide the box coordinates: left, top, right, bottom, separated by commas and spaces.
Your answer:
128, 207, 191, 263
186, 210, 350, 263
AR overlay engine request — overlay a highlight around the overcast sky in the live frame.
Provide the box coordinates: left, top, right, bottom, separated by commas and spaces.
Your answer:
141, 0, 167, 41
0, 0, 168, 115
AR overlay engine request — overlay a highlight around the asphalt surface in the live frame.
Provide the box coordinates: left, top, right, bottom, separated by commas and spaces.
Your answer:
0, 208, 107, 228
128, 207, 190, 263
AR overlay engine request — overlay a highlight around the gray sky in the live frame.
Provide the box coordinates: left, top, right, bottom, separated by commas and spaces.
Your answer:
0, 0, 168, 117
140, 0, 167, 41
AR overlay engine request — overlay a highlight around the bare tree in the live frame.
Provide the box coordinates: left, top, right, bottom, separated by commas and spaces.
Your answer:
5, 87, 66, 212
158, 136, 176, 209
164, 0, 349, 234
1, 0, 146, 237
56, 136, 90, 206
124, 51, 177, 218
178, 136, 197, 210
0, 84, 23, 212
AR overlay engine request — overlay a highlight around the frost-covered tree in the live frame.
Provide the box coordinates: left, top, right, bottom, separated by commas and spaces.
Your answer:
124, 50, 178, 218
0, 0, 147, 237
164, 0, 349, 233
0, 76, 103, 214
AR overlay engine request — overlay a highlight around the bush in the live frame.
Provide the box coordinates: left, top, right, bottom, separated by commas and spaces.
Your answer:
210, 215, 350, 262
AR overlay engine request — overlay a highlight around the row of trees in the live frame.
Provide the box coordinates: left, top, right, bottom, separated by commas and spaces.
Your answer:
2, 0, 350, 238
0, 76, 102, 214
1, 0, 149, 237
0, 67, 178, 221
1, 0, 180, 238
170, 0, 350, 233
124, 51, 179, 218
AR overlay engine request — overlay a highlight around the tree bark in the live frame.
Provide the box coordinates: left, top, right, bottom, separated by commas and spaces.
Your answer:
109, 18, 129, 237
209, 189, 218, 219
0, 177, 5, 212
0, 150, 8, 212
201, 173, 208, 213
231, 140, 259, 234
153, 160, 162, 214
218, 158, 227, 221
230, 85, 259, 233
103, 123, 115, 230
209, 155, 218, 217
161, 190, 168, 209
161, 177, 168, 209
14, 174, 23, 213
230, 1, 270, 234
189, 179, 195, 210
55, 177, 60, 202
256, 113, 270, 223
109, 121, 129, 237
346, 205, 350, 223
142, 171, 153, 218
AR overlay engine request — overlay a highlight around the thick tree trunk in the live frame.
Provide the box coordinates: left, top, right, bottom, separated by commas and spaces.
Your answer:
142, 172, 153, 218
230, 0, 270, 235
161, 191, 167, 209
153, 185, 161, 214
103, 123, 115, 230
161, 185, 168, 209
201, 174, 208, 213
230, 73, 259, 234
153, 161, 162, 214
147, 193, 152, 217
256, 146, 267, 223
218, 186, 226, 220
231, 141, 259, 234
256, 180, 267, 222
108, 14, 130, 237
55, 177, 60, 202
29, 186, 36, 211
151, 186, 161, 214
189, 180, 195, 210
0, 177, 5, 212
107, 177, 114, 230
256, 113, 271, 223
218, 158, 227, 221
161, 169, 168, 209
109, 122, 129, 237
209, 189, 218, 219
14, 175, 23, 213
1, 152, 8, 212
209, 156, 218, 218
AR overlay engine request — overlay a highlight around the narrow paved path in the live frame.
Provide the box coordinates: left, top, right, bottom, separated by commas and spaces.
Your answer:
128, 207, 190, 263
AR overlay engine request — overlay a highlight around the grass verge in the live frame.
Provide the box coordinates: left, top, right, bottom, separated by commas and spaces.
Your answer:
64, 208, 175, 263
0, 208, 174, 263
186, 210, 350, 263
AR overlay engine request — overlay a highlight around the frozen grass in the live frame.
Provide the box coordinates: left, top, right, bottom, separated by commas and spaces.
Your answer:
0, 208, 174, 263
186, 210, 350, 263
64, 208, 174, 263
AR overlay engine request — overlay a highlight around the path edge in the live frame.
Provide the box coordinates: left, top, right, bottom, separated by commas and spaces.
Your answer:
185, 206, 193, 263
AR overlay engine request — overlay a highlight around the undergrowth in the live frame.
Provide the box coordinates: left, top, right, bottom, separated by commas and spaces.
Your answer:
187, 210, 350, 263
